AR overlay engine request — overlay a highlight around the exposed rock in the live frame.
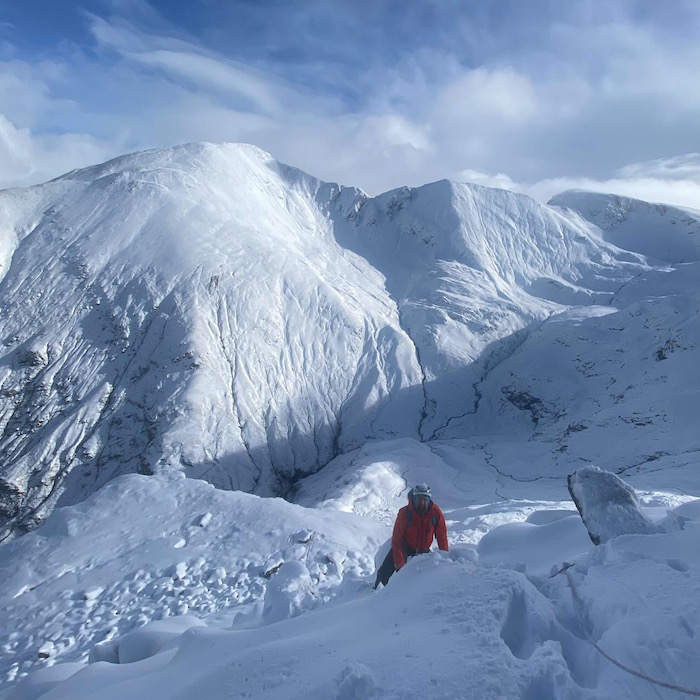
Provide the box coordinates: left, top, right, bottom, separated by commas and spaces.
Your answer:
17, 346, 48, 368
567, 466, 661, 544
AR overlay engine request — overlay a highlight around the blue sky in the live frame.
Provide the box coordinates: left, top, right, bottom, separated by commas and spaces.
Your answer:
2, 0, 700, 206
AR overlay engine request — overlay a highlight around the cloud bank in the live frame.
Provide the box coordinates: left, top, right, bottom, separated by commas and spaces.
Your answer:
0, 0, 699, 210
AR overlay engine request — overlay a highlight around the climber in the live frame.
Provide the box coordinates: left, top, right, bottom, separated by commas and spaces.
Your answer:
374, 483, 449, 589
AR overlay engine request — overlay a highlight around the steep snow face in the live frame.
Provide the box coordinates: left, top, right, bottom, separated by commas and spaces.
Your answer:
0, 143, 425, 538
0, 142, 669, 539
550, 190, 700, 263
336, 181, 650, 439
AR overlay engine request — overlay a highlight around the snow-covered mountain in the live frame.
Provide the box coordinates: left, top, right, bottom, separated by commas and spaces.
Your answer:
550, 190, 700, 264
0, 143, 420, 538
4, 143, 695, 541
2, 144, 700, 698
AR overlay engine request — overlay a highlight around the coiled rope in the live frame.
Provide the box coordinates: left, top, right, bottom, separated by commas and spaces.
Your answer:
550, 562, 700, 697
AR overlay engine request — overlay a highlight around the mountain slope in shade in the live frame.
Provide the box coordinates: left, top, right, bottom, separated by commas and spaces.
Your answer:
0, 142, 680, 539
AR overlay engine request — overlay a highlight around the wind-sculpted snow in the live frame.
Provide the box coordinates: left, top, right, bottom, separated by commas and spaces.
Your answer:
0, 141, 689, 540
3, 470, 699, 699
0, 471, 386, 686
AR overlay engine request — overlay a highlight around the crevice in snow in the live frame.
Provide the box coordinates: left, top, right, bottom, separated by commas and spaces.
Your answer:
393, 306, 430, 441
214, 295, 263, 489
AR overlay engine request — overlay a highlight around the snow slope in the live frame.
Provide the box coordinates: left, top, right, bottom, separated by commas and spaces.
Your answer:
334, 181, 650, 440
550, 190, 700, 264
0, 144, 423, 538
0, 471, 386, 687
0, 143, 659, 540
2, 463, 698, 699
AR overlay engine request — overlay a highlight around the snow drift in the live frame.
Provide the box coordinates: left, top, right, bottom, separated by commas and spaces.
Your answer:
2, 471, 699, 699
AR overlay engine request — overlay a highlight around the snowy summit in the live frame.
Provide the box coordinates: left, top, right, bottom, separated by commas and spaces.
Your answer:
0, 143, 699, 699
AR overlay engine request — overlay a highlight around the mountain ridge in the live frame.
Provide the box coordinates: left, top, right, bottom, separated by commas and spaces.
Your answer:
0, 141, 694, 540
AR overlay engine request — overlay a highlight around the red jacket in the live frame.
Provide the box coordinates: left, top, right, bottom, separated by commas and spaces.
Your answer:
392, 501, 449, 569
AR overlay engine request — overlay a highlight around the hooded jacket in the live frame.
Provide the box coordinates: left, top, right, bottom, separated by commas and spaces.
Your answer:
392, 501, 449, 569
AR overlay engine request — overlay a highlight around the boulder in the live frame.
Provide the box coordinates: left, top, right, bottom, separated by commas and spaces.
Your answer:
567, 466, 661, 545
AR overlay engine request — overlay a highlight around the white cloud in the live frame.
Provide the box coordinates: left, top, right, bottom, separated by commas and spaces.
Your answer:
432, 68, 539, 127
0, 115, 33, 183
0, 114, 119, 190
455, 168, 519, 192
128, 50, 282, 114
355, 115, 432, 153
88, 13, 172, 54
618, 153, 700, 181
89, 15, 284, 116
455, 162, 700, 212
3, 3, 700, 215
0, 60, 54, 127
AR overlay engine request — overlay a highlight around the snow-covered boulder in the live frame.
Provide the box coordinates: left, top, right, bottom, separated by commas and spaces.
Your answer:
261, 560, 319, 624
567, 466, 661, 544
89, 615, 206, 664
335, 663, 378, 699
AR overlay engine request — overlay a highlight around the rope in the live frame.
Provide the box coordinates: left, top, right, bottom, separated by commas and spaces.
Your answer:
550, 562, 700, 697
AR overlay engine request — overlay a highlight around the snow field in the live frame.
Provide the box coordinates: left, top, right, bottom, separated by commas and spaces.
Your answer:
0, 471, 386, 688
3, 449, 699, 699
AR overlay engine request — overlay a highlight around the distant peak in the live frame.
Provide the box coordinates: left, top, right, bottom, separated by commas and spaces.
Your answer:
550, 189, 700, 263
549, 189, 640, 207
550, 189, 700, 217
